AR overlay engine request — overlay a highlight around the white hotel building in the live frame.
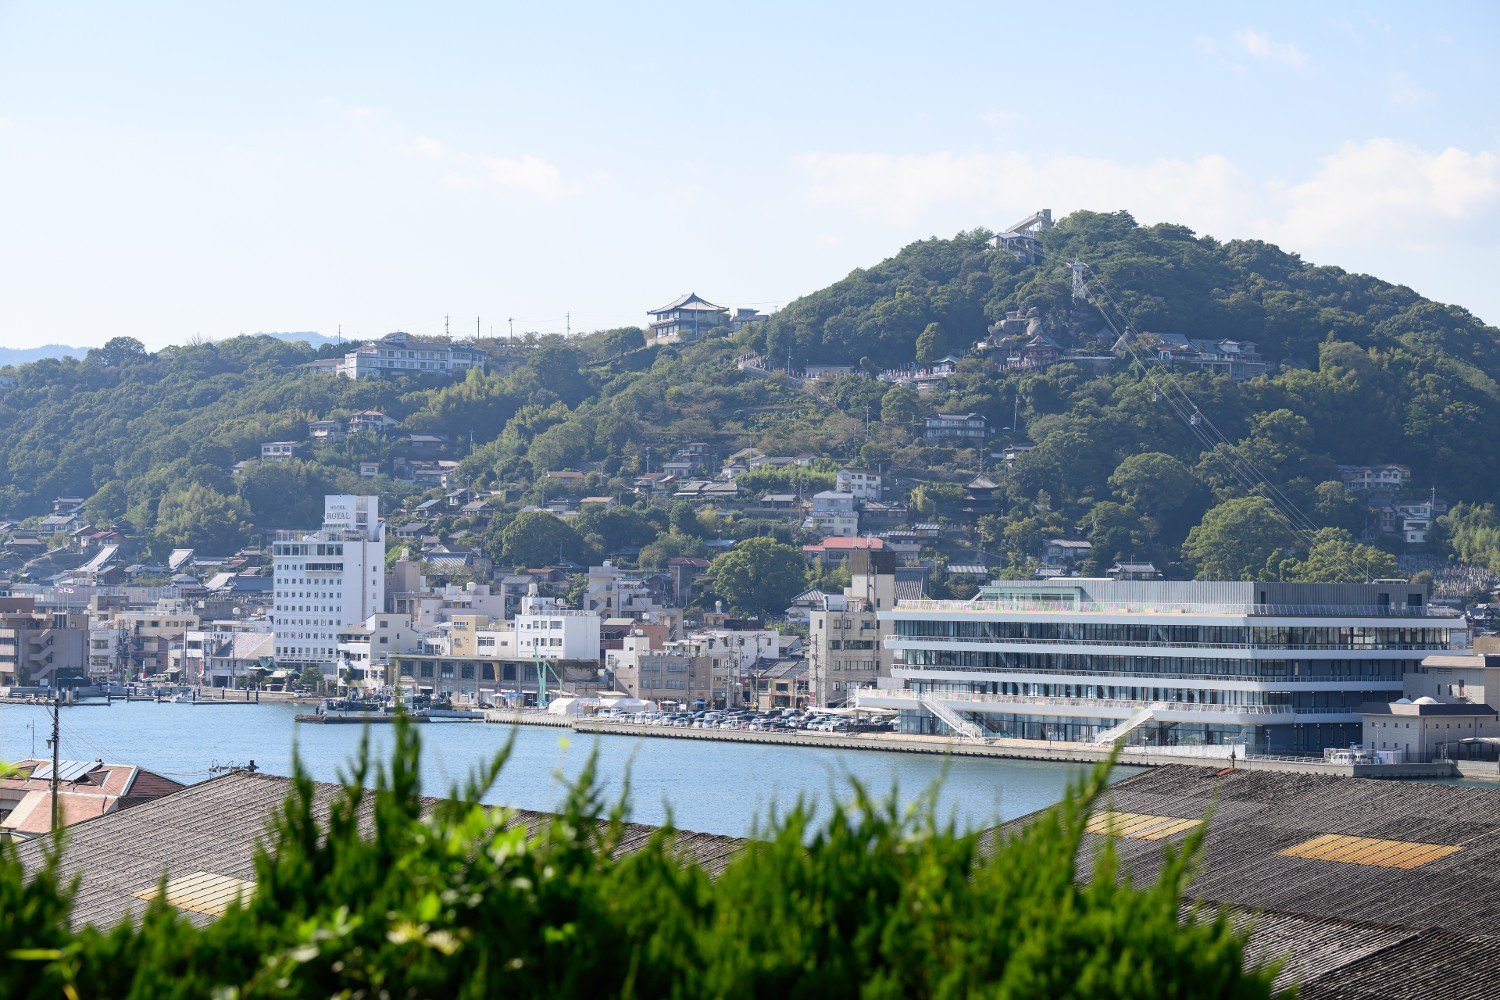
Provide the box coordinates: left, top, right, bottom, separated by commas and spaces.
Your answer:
859, 579, 1464, 754
272, 496, 386, 677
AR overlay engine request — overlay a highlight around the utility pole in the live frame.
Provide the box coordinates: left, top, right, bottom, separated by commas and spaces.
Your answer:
508, 317, 513, 340
566, 312, 571, 336
49, 694, 60, 834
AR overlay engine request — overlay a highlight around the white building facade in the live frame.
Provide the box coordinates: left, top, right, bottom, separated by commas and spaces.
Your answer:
273, 496, 386, 677
860, 579, 1463, 754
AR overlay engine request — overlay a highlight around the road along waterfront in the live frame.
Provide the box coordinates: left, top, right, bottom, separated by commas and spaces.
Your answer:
0, 700, 1134, 838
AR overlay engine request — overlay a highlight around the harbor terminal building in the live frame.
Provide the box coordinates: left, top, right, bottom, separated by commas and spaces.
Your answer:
858, 579, 1465, 754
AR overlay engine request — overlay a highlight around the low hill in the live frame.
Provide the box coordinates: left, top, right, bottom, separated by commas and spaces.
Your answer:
0, 211, 1497, 583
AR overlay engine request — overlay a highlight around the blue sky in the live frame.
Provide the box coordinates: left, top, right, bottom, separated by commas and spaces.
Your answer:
1, 2, 1496, 349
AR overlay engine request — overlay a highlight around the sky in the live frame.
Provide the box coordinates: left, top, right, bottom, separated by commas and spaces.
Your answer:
0, 1, 1497, 350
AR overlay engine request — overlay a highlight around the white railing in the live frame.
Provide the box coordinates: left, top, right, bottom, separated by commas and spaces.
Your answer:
883, 634, 1450, 653
920, 697, 985, 740
855, 687, 1288, 716
1093, 704, 1161, 745
891, 598, 1463, 620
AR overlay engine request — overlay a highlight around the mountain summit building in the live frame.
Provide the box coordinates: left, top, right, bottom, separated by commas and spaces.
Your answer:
858, 579, 1464, 754
272, 496, 386, 679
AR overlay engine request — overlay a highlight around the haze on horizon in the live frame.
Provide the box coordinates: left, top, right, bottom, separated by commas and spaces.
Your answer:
1, 2, 1496, 351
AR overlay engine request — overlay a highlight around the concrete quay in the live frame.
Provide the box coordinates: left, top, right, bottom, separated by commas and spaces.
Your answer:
483, 711, 1458, 778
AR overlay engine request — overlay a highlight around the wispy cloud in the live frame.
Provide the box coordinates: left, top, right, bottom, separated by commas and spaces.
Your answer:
471, 154, 568, 198
1274, 138, 1498, 248
1232, 29, 1308, 69
798, 150, 1254, 234
980, 108, 1024, 126
797, 139, 1500, 253
1387, 72, 1432, 108
405, 135, 446, 158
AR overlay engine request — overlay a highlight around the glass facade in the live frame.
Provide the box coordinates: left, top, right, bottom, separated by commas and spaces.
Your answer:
879, 595, 1457, 753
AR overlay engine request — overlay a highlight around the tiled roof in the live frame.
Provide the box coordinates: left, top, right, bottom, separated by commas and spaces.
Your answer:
15, 769, 745, 930
996, 765, 1500, 999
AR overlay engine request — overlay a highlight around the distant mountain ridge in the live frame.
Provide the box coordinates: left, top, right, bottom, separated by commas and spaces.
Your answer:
0, 344, 88, 366
256, 331, 346, 350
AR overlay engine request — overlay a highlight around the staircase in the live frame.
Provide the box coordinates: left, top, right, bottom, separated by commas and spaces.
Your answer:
921, 698, 986, 740
1093, 703, 1164, 745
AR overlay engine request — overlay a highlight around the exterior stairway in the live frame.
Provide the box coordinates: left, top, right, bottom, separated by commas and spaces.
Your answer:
1093, 703, 1165, 745
921, 698, 986, 740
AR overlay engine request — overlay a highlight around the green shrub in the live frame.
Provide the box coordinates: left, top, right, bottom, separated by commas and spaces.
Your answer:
2, 719, 1285, 998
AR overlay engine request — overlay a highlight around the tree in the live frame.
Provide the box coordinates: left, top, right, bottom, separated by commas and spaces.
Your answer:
914, 322, 948, 365
1182, 496, 1296, 581
1279, 529, 1399, 583
82, 480, 128, 528
84, 335, 148, 367
297, 665, 325, 691
880, 383, 921, 428
706, 537, 807, 615
153, 483, 252, 553
493, 510, 595, 569
1107, 453, 1200, 532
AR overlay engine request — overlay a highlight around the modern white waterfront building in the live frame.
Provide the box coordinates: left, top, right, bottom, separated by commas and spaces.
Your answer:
272, 496, 386, 678
859, 579, 1465, 754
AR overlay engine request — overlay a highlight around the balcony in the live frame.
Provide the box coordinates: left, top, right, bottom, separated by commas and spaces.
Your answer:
889, 598, 1463, 620
853, 686, 1298, 725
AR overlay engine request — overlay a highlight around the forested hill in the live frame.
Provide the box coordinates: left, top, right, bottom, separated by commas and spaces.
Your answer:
2, 209, 1499, 584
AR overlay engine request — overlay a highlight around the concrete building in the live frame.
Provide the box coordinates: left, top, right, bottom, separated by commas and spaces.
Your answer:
860, 579, 1462, 754
1360, 698, 1500, 761
607, 631, 723, 707
272, 496, 386, 678
335, 613, 423, 688
338, 331, 486, 380
835, 468, 882, 502
0, 610, 89, 689
515, 587, 601, 663
808, 548, 897, 707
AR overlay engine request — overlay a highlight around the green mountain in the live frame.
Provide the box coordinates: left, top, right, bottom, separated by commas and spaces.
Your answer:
1, 210, 1497, 585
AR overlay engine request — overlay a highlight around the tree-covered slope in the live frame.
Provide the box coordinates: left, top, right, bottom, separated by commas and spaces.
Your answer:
2, 210, 1497, 584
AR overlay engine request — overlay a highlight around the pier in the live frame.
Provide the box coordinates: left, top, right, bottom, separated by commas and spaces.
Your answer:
482, 710, 1460, 778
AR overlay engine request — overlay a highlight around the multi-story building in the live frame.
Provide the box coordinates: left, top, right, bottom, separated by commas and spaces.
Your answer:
860, 579, 1463, 754
514, 587, 601, 663
646, 293, 727, 342
272, 496, 386, 678
809, 548, 897, 706
338, 332, 486, 380
835, 468, 882, 502
607, 632, 722, 706
923, 412, 988, 442
106, 605, 200, 680
0, 611, 89, 689
335, 613, 423, 689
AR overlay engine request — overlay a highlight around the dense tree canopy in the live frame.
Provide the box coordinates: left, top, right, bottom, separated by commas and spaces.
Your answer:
706, 537, 807, 615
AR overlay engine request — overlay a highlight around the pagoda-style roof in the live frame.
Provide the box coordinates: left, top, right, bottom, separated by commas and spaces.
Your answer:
648, 292, 726, 316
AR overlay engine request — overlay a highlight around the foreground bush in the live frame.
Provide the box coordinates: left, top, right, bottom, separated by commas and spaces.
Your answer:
2, 720, 1284, 998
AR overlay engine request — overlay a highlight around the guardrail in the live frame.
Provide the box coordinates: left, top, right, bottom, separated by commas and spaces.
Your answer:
890, 599, 1463, 619
882, 634, 1451, 653
854, 687, 1287, 715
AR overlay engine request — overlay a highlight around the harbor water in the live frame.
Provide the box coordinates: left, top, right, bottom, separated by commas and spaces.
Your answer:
0, 700, 1129, 838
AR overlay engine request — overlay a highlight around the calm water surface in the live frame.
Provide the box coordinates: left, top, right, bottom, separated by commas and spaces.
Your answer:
0, 700, 1132, 837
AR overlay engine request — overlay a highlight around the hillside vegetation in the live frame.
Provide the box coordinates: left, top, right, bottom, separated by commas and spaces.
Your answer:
3, 210, 1498, 585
